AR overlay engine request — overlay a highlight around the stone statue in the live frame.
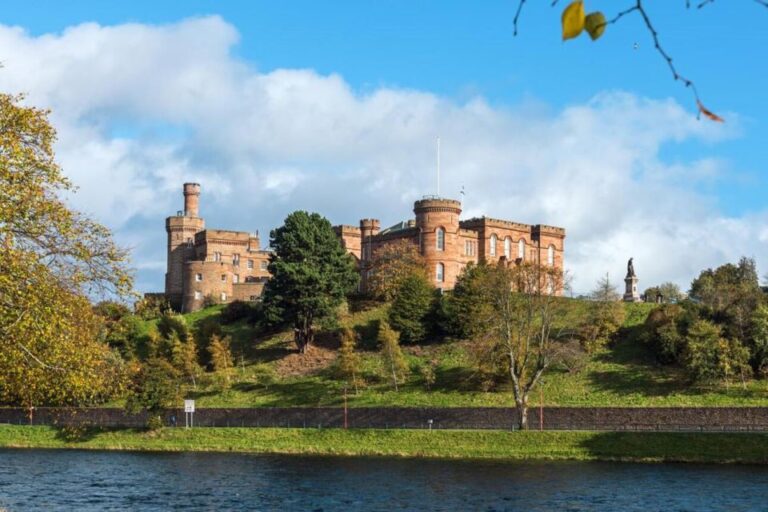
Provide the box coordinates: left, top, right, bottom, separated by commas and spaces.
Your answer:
627, 257, 635, 278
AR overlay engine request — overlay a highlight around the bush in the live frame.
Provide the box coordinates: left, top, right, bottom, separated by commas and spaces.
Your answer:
125, 358, 181, 429
220, 300, 255, 324
134, 295, 171, 320
683, 319, 750, 385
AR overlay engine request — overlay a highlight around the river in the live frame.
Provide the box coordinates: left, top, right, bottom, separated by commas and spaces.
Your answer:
1, 449, 767, 511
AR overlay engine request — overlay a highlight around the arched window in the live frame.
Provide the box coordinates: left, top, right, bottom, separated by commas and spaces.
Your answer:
504, 237, 511, 259
436, 227, 445, 251
518, 239, 526, 260
548, 245, 555, 266
489, 234, 497, 256
436, 262, 445, 282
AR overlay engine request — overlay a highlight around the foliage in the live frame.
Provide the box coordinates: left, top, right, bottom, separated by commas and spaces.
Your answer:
469, 262, 567, 429
420, 359, 438, 390
336, 327, 363, 393
134, 295, 170, 320
580, 275, 625, 353
749, 305, 768, 376
262, 211, 359, 353
220, 300, 255, 325
0, 93, 132, 410
682, 320, 750, 387
444, 263, 496, 339
367, 239, 427, 301
642, 282, 685, 304
125, 358, 180, 429
171, 333, 201, 389
378, 320, 409, 390
208, 334, 234, 391
388, 272, 435, 344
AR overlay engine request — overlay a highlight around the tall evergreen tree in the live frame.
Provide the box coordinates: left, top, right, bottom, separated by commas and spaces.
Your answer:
388, 272, 434, 344
262, 211, 359, 353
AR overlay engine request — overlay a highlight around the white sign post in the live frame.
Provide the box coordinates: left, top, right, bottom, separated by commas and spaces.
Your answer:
184, 399, 195, 428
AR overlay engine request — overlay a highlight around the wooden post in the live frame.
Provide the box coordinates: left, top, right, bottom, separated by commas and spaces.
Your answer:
539, 384, 544, 431
343, 386, 348, 430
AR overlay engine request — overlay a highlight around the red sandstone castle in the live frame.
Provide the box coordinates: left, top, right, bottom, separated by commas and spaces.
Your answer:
165, 183, 566, 312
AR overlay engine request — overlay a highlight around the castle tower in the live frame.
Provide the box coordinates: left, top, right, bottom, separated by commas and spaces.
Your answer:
165, 183, 205, 310
359, 218, 380, 292
414, 197, 462, 289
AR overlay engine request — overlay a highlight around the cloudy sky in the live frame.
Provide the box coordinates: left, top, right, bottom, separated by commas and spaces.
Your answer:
2, 1, 767, 294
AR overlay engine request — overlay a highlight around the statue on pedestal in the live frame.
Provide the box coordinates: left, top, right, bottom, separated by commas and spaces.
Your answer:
627, 257, 635, 278
623, 257, 641, 302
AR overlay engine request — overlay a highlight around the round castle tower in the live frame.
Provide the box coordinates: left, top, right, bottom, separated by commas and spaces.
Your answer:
165, 183, 205, 310
414, 197, 462, 288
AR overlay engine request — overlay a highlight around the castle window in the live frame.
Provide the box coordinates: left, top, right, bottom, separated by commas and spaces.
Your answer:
465, 240, 472, 256
221, 274, 226, 283
186, 237, 193, 248
260, 260, 268, 270
220, 292, 227, 301
248, 259, 254, 270
436, 228, 445, 251
489, 234, 497, 256
234, 274, 240, 284
233, 254, 240, 266
195, 273, 202, 282
518, 239, 526, 260
214, 252, 221, 262
504, 237, 511, 259
548, 245, 555, 266
436, 262, 445, 282
194, 291, 202, 300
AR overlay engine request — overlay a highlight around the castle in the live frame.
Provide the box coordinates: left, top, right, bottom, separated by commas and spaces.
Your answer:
165, 184, 566, 312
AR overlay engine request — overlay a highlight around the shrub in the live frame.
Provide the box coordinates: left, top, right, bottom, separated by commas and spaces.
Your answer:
220, 300, 255, 324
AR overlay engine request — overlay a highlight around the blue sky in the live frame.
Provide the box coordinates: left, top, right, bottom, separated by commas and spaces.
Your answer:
1, 1, 766, 293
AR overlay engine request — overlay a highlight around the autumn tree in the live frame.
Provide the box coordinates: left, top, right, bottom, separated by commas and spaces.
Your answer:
171, 332, 201, 390
262, 211, 359, 353
126, 358, 181, 430
471, 262, 567, 429
378, 320, 409, 391
208, 334, 234, 391
0, 93, 132, 414
683, 319, 750, 387
580, 273, 625, 353
336, 327, 363, 393
367, 239, 427, 301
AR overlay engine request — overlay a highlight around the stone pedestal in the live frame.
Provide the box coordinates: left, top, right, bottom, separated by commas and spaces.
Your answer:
623, 275, 641, 302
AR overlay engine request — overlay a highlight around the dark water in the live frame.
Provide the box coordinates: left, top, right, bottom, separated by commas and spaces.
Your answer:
1, 449, 768, 511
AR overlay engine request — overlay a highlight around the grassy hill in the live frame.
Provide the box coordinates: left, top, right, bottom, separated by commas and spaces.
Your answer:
138, 300, 768, 408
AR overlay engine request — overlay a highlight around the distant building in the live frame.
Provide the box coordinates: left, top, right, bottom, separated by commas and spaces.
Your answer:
165, 183, 270, 312
334, 196, 566, 293
164, 184, 567, 312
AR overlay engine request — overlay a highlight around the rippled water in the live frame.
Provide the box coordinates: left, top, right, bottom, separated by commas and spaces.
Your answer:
1, 449, 768, 511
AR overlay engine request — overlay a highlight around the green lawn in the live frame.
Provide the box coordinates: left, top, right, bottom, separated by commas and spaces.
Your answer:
2, 425, 768, 464
137, 300, 768, 408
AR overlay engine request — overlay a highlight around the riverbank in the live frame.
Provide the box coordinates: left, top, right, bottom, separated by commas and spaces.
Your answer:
2, 426, 768, 464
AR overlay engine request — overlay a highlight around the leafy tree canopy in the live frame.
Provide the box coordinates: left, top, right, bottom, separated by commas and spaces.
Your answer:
262, 211, 359, 353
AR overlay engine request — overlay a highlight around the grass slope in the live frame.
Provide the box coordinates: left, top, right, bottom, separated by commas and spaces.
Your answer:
2, 426, 768, 464
140, 300, 768, 408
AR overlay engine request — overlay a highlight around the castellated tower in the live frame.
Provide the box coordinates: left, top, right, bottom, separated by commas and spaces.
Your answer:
414, 197, 462, 289
359, 218, 380, 291
165, 183, 205, 310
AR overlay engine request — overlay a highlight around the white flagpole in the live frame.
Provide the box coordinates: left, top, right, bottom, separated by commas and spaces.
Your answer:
436, 137, 441, 197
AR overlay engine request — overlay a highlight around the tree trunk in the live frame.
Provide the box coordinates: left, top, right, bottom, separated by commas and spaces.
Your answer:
516, 399, 528, 430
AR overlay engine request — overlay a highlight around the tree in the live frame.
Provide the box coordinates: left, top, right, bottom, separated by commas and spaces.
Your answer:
474, 262, 567, 429
580, 274, 625, 353
683, 319, 750, 387
643, 282, 685, 304
367, 239, 427, 301
378, 320, 409, 391
749, 304, 768, 376
0, 93, 132, 413
170, 332, 201, 390
262, 211, 359, 353
388, 272, 435, 344
208, 334, 234, 391
445, 263, 496, 339
336, 327, 363, 393
689, 257, 762, 343
126, 358, 181, 429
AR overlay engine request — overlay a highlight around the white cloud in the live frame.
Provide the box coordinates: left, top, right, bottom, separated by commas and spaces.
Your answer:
0, 16, 763, 295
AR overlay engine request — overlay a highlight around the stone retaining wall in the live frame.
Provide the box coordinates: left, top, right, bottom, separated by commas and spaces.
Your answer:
3, 407, 768, 431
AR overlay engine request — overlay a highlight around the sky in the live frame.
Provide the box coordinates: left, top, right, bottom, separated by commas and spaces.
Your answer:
1, 1, 767, 295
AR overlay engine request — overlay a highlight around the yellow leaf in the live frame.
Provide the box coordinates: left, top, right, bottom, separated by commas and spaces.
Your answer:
584, 11, 606, 41
562, 0, 585, 41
